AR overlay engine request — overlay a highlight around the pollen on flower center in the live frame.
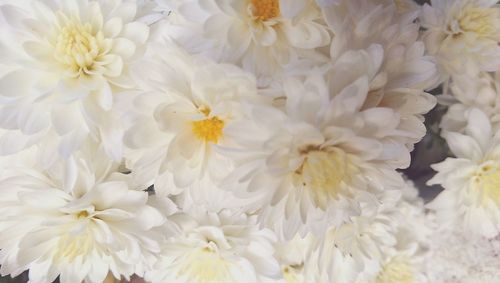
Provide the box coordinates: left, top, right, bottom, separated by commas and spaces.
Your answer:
282, 264, 303, 283
376, 256, 415, 283
250, 0, 280, 21
294, 148, 349, 210
191, 108, 225, 143
54, 17, 105, 77
76, 210, 89, 218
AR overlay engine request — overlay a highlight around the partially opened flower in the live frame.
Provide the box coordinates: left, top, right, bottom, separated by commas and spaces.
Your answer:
0, 0, 151, 162
0, 147, 165, 283
145, 209, 281, 283
156, 0, 330, 85
428, 108, 500, 238
421, 0, 500, 79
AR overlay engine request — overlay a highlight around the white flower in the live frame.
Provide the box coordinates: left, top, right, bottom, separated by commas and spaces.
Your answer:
145, 209, 281, 283
321, 0, 438, 150
0, 133, 38, 178
428, 108, 500, 238
156, 0, 330, 85
421, 0, 500, 79
319, 203, 399, 282
275, 234, 327, 283
358, 181, 431, 283
440, 70, 500, 133
222, 69, 406, 239
425, 225, 500, 283
124, 43, 270, 204
319, 180, 431, 283
0, 0, 150, 162
0, 148, 165, 283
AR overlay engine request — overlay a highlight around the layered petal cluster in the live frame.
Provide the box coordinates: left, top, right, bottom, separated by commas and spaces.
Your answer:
274, 234, 327, 283
318, 181, 431, 283
270, 180, 431, 283
123, 43, 270, 209
156, 0, 330, 85
428, 108, 500, 238
320, 0, 438, 153
145, 209, 281, 283
0, 147, 165, 283
0, 0, 150, 162
440, 70, 500, 133
421, 0, 500, 79
0, 0, 471, 282
222, 67, 406, 239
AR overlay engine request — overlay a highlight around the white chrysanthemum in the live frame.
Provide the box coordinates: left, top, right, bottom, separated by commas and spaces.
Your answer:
0, 148, 165, 283
440, 70, 500, 133
358, 181, 430, 283
223, 67, 406, 239
319, 203, 398, 281
124, 44, 270, 200
425, 225, 500, 283
145, 209, 281, 283
275, 234, 327, 283
0, 0, 150, 162
428, 108, 500, 239
421, 0, 500, 79
321, 0, 438, 151
156, 0, 330, 85
320, 180, 431, 283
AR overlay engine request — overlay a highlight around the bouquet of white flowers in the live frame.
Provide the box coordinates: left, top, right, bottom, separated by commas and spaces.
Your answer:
0, 0, 498, 282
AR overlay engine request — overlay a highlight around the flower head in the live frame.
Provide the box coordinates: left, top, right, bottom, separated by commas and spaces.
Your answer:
0, 0, 150, 161
222, 68, 406, 239
421, 0, 500, 78
429, 108, 500, 238
124, 44, 270, 197
145, 209, 281, 283
0, 147, 165, 283
157, 0, 330, 85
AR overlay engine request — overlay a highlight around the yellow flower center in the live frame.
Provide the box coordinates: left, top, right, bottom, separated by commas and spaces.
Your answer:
76, 210, 89, 218
283, 265, 303, 283
191, 107, 225, 143
294, 148, 349, 210
192, 117, 225, 143
376, 256, 415, 283
250, 0, 280, 21
54, 15, 110, 78
477, 165, 500, 205
179, 247, 231, 282
457, 5, 499, 38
